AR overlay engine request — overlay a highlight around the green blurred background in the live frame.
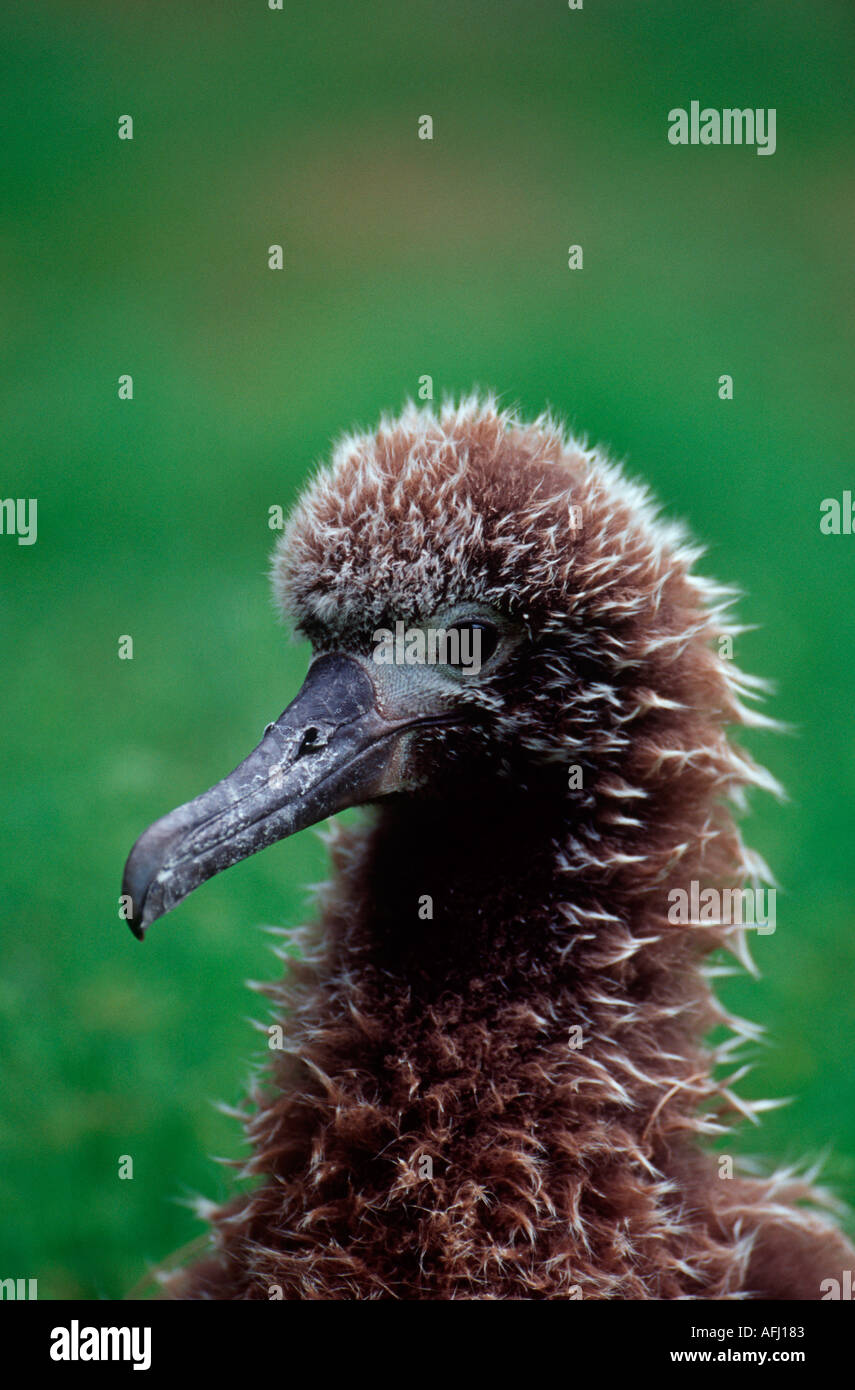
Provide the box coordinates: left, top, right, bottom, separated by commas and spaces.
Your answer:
1, 1, 853, 1298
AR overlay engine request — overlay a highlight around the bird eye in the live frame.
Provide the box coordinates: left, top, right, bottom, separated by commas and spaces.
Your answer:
443, 620, 500, 669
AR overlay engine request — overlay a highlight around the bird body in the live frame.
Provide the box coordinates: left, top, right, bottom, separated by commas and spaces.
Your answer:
125, 397, 854, 1299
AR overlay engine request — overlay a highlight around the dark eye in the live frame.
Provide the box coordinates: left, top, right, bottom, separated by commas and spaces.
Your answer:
443, 620, 500, 670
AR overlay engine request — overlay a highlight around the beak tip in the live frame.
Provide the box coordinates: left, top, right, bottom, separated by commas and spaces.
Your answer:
127, 915, 146, 941
123, 821, 176, 942
122, 855, 154, 941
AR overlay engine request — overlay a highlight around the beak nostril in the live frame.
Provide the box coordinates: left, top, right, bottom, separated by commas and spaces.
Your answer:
297, 725, 322, 758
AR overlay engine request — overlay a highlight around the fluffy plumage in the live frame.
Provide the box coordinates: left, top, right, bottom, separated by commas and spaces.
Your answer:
163, 396, 853, 1299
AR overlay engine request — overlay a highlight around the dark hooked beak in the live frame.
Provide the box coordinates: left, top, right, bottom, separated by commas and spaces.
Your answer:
122, 653, 422, 939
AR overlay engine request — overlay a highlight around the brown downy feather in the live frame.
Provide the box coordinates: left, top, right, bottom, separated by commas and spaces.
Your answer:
157, 397, 853, 1299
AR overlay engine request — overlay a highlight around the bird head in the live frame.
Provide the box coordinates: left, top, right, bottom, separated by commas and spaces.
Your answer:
123, 396, 758, 939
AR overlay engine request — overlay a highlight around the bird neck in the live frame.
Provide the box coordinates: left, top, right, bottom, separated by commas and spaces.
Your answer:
312, 775, 723, 1062
350, 786, 583, 990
